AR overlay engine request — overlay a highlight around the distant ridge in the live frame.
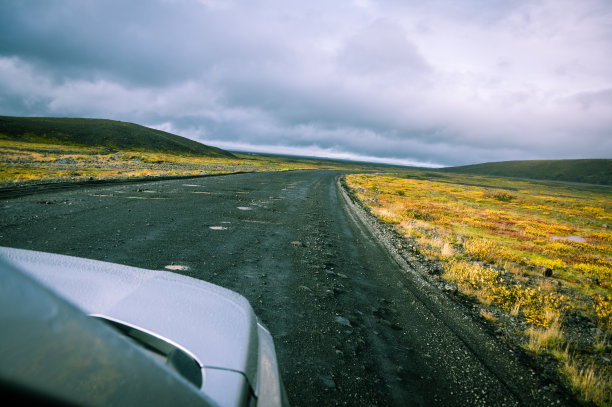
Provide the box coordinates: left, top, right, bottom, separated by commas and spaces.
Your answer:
0, 116, 235, 158
439, 159, 612, 185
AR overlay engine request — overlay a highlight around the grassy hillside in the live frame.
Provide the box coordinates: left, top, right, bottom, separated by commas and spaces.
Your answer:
439, 159, 612, 185
0, 116, 235, 158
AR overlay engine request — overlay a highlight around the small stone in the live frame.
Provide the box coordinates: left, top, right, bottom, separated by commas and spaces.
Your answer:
591, 327, 604, 337
290, 241, 304, 247
537, 265, 553, 277
319, 375, 336, 389
298, 285, 312, 292
333, 286, 345, 295
334, 316, 352, 327
443, 283, 458, 294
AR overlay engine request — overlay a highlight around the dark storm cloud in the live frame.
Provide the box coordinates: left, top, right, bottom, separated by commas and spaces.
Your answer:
1, 0, 611, 166
1, 1, 255, 85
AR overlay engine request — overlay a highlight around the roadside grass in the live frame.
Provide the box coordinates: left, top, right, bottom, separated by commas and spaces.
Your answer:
0, 139, 382, 186
346, 171, 611, 406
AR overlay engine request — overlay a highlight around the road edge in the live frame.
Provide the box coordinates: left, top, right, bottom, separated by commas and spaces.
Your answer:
337, 175, 581, 407
0, 171, 255, 200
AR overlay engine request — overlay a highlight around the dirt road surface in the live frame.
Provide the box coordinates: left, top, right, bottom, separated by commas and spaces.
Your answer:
0, 170, 579, 406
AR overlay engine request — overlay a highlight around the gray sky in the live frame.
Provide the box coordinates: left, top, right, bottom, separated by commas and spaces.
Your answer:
1, 0, 611, 167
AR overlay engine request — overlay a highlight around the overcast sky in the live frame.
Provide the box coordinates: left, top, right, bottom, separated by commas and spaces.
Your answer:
1, 0, 611, 167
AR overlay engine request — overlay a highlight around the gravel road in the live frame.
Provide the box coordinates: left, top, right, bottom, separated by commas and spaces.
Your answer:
0, 170, 579, 406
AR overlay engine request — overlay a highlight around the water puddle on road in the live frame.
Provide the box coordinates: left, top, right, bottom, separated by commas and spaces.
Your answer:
125, 196, 167, 200
237, 206, 252, 211
209, 226, 228, 230
165, 264, 190, 271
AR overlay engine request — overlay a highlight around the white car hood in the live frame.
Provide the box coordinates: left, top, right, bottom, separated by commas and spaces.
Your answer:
0, 247, 260, 389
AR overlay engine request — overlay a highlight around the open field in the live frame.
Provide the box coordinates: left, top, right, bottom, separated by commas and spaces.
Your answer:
0, 139, 394, 187
346, 170, 611, 406
440, 159, 611, 185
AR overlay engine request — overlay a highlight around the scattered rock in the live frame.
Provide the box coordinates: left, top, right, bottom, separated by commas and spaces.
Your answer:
334, 316, 352, 327
443, 283, 458, 294
590, 327, 604, 337
55, 158, 77, 164
298, 285, 312, 292
537, 265, 553, 277
428, 265, 443, 275
318, 375, 336, 389
380, 319, 402, 330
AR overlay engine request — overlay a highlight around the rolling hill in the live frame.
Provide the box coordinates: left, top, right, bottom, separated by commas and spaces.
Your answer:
0, 116, 235, 158
439, 159, 612, 185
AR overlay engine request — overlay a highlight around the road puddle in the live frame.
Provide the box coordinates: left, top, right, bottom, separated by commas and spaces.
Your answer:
209, 226, 228, 230
237, 206, 252, 211
165, 264, 189, 271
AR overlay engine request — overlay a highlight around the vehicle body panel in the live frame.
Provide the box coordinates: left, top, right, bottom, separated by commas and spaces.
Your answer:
0, 246, 287, 406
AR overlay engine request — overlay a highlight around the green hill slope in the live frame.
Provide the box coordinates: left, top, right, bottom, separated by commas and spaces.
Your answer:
439, 159, 612, 185
0, 116, 234, 158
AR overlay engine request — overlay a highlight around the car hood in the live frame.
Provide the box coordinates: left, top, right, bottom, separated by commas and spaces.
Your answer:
0, 247, 260, 389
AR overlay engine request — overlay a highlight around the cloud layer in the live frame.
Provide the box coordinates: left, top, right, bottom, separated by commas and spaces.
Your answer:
1, 0, 611, 166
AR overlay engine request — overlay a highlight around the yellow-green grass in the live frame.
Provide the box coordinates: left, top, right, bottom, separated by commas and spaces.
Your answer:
0, 139, 369, 186
346, 171, 611, 406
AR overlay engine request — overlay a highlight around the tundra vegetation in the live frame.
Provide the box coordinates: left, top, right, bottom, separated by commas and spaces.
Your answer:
346, 171, 611, 406
0, 139, 383, 186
